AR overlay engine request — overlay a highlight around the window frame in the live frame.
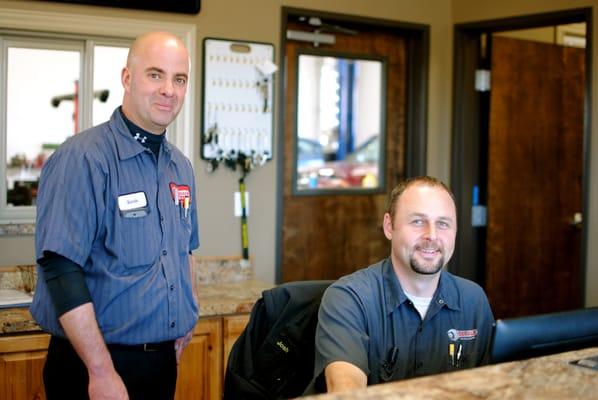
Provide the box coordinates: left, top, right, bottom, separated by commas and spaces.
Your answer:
0, 7, 196, 227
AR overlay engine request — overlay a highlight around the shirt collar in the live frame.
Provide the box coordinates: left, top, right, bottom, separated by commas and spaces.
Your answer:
433, 271, 461, 311
382, 258, 461, 315
109, 108, 174, 161
382, 257, 408, 315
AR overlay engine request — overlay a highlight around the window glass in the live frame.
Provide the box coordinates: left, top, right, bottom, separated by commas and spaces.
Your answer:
296, 54, 384, 192
6, 46, 80, 207
93, 45, 128, 125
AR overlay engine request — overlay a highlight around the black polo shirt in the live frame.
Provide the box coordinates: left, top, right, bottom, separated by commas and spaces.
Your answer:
314, 257, 494, 386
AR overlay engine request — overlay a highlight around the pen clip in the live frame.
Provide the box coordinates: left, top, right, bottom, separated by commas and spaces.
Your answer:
456, 343, 463, 367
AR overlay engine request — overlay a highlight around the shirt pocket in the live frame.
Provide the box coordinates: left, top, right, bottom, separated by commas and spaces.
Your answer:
118, 211, 160, 269
445, 344, 478, 371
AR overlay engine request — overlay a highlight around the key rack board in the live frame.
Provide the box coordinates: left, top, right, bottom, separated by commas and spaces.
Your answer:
201, 38, 275, 168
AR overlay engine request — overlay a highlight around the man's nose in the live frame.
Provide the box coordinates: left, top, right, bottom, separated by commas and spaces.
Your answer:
423, 223, 437, 240
160, 79, 174, 96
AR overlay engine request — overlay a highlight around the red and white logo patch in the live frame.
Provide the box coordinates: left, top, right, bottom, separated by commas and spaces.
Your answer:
447, 328, 478, 341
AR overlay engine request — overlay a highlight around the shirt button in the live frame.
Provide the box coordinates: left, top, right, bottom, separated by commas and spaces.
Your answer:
170, 284, 175, 291
170, 322, 176, 328
162, 250, 168, 256
160, 215, 164, 221
438, 299, 445, 304
417, 325, 423, 332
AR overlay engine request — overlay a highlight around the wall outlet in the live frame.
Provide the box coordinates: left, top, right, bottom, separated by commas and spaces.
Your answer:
234, 192, 249, 217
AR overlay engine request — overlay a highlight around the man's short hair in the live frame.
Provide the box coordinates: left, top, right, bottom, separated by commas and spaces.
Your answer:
386, 176, 456, 223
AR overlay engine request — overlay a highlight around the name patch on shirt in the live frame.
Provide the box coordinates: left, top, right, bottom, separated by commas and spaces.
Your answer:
447, 328, 478, 341
118, 191, 149, 218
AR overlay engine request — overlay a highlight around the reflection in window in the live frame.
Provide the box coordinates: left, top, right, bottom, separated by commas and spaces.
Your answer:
93, 46, 128, 125
3, 42, 129, 209
296, 54, 383, 191
6, 47, 80, 207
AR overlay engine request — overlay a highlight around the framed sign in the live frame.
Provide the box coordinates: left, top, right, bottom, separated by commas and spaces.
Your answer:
40, 0, 201, 14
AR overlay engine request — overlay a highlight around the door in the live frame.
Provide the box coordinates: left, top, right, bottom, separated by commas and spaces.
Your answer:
485, 35, 584, 318
280, 18, 408, 282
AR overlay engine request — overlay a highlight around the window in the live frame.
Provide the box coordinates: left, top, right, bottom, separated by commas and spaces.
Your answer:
0, 8, 196, 227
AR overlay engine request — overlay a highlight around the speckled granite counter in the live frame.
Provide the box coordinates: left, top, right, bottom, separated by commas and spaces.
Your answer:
304, 347, 598, 399
0, 258, 274, 335
0, 280, 273, 335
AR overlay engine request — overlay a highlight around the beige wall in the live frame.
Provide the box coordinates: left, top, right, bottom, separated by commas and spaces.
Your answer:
0, 0, 595, 307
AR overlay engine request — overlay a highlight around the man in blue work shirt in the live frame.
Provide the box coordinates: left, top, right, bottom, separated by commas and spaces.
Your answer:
313, 176, 494, 393
30, 31, 199, 399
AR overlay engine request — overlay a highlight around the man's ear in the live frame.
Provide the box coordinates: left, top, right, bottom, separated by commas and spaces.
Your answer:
382, 213, 393, 240
121, 67, 130, 91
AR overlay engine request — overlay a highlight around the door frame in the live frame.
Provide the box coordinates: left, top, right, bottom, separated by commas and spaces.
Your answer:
275, 7, 430, 282
450, 8, 593, 306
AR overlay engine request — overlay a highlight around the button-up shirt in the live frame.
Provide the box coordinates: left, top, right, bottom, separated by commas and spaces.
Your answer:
314, 258, 494, 386
31, 108, 199, 345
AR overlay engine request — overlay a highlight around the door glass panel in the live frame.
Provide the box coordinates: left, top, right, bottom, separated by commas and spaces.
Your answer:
6, 47, 80, 207
93, 45, 128, 125
295, 54, 384, 192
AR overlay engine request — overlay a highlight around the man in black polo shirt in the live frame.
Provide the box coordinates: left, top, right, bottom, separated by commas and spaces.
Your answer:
313, 176, 494, 392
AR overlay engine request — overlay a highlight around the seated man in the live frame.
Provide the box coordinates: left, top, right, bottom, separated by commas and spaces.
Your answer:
313, 176, 494, 392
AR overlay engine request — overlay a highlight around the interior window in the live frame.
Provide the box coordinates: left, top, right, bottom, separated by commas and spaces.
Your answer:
5, 41, 81, 208
0, 10, 195, 229
93, 45, 128, 126
1, 35, 130, 222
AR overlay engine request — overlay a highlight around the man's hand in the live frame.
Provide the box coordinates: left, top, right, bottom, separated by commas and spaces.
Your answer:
175, 329, 194, 365
59, 303, 128, 399
325, 361, 367, 393
88, 368, 129, 400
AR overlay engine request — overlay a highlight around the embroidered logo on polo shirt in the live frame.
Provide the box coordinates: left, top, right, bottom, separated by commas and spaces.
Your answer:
447, 328, 478, 341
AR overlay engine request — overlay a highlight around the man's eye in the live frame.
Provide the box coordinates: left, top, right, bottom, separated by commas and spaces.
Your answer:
149, 72, 161, 80
411, 219, 424, 226
438, 221, 450, 229
175, 77, 187, 85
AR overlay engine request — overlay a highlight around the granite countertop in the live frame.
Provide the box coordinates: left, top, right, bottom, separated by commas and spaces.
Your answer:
0, 258, 274, 335
0, 280, 273, 335
304, 347, 598, 399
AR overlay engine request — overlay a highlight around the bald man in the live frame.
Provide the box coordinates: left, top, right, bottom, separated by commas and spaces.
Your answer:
31, 32, 199, 399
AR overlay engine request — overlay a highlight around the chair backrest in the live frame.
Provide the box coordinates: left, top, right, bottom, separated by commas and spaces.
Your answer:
224, 280, 333, 400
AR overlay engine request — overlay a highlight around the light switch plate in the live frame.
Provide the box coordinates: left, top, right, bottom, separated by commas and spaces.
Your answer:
234, 191, 249, 217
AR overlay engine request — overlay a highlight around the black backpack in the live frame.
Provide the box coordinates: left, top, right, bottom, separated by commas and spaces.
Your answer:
224, 281, 332, 399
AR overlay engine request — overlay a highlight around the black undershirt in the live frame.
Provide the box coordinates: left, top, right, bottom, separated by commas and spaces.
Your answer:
120, 107, 165, 158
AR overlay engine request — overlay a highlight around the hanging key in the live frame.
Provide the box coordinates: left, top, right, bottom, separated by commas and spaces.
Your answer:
257, 78, 269, 113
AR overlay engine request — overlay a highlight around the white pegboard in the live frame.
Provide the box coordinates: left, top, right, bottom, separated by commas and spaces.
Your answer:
201, 38, 275, 167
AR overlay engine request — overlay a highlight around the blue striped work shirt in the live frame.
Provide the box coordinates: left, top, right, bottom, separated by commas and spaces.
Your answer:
31, 108, 200, 345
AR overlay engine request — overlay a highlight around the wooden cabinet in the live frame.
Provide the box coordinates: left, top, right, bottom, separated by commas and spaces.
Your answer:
0, 333, 49, 400
0, 315, 250, 400
176, 317, 222, 400
223, 314, 250, 372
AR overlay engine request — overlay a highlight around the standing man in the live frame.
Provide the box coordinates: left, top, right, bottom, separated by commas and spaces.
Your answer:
313, 176, 494, 393
30, 31, 199, 399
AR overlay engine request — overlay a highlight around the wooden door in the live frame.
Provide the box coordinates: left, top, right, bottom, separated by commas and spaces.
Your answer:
281, 21, 407, 282
486, 36, 584, 318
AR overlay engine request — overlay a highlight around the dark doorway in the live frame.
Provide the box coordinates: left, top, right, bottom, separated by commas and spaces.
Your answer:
276, 8, 429, 282
451, 9, 592, 319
